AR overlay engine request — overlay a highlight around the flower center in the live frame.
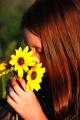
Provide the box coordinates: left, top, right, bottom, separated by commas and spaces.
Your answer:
18, 57, 24, 65
31, 71, 37, 80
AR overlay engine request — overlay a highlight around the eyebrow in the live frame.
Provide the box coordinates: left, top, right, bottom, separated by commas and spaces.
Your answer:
31, 46, 44, 53
30, 45, 42, 49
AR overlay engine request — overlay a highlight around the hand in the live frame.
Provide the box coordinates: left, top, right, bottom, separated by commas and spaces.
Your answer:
7, 76, 47, 120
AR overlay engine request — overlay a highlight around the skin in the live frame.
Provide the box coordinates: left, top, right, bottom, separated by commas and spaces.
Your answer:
7, 29, 48, 120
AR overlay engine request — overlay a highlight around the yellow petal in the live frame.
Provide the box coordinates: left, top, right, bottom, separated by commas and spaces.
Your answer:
15, 47, 23, 56
11, 55, 16, 60
27, 61, 35, 66
23, 65, 28, 71
23, 46, 29, 54
9, 59, 16, 65
18, 68, 23, 78
30, 83, 41, 91
0, 71, 6, 77
36, 78, 42, 83
27, 51, 33, 56
0, 68, 13, 77
35, 84, 41, 91
0, 63, 6, 71
14, 64, 19, 70
37, 63, 42, 68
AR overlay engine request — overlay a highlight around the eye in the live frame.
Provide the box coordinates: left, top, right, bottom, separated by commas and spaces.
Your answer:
35, 47, 44, 54
30, 46, 44, 55
35, 47, 42, 53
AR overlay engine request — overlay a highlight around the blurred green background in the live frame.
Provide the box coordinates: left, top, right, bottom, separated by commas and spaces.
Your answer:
0, 0, 35, 99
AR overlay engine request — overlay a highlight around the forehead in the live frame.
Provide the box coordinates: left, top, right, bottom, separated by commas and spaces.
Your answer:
24, 29, 42, 48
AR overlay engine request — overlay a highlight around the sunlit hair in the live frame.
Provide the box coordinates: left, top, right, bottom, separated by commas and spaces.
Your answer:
21, 0, 80, 119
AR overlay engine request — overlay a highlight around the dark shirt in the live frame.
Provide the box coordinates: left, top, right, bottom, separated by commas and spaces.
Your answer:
34, 76, 53, 120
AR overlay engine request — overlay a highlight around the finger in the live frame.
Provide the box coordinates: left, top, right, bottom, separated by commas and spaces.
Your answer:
6, 76, 17, 93
10, 76, 17, 81
11, 81, 26, 98
11, 76, 26, 90
7, 95, 16, 111
25, 89, 35, 98
16, 77, 26, 90
9, 88, 20, 103
11, 115, 15, 120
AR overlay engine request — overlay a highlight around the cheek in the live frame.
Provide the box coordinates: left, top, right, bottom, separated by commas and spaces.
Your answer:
40, 54, 47, 68
32, 49, 47, 69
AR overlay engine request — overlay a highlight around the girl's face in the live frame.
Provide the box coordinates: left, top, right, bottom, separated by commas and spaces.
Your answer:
23, 29, 46, 65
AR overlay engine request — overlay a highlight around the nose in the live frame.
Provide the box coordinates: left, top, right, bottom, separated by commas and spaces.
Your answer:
32, 49, 40, 63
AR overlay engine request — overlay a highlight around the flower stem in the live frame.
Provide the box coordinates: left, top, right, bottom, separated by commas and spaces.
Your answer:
16, 113, 18, 120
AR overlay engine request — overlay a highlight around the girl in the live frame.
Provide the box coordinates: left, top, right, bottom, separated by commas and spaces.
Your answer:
1, 0, 80, 119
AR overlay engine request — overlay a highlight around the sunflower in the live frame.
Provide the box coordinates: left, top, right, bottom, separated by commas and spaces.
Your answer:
0, 63, 13, 77
0, 63, 6, 71
9, 46, 37, 78
26, 63, 46, 91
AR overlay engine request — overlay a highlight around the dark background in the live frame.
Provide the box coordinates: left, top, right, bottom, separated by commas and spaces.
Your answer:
0, 0, 35, 99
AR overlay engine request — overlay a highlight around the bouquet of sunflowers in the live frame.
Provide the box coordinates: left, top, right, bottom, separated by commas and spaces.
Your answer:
0, 46, 46, 120
0, 46, 46, 91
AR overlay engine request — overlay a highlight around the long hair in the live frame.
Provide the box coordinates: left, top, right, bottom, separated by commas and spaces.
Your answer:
21, 0, 80, 119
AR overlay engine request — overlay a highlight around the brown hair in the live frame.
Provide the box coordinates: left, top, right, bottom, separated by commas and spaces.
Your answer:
21, 0, 80, 119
